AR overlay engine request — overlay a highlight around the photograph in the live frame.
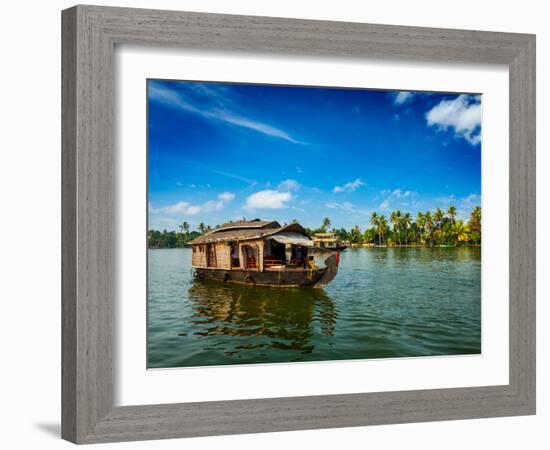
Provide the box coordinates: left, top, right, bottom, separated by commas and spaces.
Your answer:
147, 79, 482, 369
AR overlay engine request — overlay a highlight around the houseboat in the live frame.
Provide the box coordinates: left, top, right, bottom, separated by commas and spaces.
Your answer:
312, 232, 348, 251
189, 219, 339, 288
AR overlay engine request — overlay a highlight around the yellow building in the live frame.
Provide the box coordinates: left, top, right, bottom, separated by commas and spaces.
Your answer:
312, 232, 348, 250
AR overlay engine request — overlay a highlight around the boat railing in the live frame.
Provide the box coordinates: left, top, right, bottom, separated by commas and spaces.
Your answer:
264, 257, 284, 268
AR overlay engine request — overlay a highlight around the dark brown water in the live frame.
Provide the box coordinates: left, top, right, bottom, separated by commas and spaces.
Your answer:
147, 247, 481, 368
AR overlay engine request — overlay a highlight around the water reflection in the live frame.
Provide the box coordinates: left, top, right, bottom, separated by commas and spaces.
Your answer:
187, 281, 337, 354
147, 248, 481, 368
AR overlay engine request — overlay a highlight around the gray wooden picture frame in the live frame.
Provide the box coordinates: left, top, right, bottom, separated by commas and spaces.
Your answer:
62, 4, 536, 444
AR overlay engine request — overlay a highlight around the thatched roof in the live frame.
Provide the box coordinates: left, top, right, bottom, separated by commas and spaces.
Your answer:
211, 219, 280, 233
189, 220, 309, 245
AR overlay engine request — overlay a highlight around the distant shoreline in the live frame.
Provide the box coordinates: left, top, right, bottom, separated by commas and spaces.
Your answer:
148, 244, 481, 250
349, 243, 481, 249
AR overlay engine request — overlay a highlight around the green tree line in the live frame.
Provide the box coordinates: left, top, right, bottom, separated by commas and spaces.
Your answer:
148, 206, 481, 249
306, 205, 481, 247
148, 221, 210, 249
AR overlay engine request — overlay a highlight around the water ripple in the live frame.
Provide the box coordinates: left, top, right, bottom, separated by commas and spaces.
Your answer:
148, 247, 480, 368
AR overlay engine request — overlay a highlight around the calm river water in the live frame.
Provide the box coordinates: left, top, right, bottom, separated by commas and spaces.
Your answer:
148, 247, 481, 368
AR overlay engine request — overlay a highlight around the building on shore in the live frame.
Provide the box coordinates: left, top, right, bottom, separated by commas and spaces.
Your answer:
312, 232, 348, 251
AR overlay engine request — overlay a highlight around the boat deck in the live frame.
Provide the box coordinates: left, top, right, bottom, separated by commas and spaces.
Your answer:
264, 266, 309, 272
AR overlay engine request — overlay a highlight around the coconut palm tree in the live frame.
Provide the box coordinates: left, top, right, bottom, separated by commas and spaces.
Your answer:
416, 211, 425, 245
424, 211, 434, 247
179, 221, 190, 235
434, 208, 444, 228
370, 212, 379, 244
198, 222, 206, 234
433, 208, 444, 244
390, 210, 402, 245
379, 216, 388, 245
321, 217, 331, 232
468, 206, 482, 244
469, 206, 481, 230
350, 225, 362, 244
449, 220, 470, 245
447, 205, 457, 224
403, 213, 412, 245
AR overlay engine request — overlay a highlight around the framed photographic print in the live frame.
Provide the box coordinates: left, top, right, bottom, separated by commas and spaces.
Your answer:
62, 5, 536, 444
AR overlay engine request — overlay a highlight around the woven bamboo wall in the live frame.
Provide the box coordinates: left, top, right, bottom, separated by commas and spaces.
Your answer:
191, 242, 232, 269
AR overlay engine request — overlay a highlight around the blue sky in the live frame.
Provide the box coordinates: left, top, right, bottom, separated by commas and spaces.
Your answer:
148, 79, 481, 231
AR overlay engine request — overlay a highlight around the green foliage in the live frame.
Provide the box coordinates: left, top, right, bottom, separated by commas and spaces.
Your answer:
349, 225, 362, 244
148, 206, 481, 249
148, 228, 200, 249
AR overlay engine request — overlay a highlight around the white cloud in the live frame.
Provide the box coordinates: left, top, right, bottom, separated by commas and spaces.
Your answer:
434, 193, 481, 219
425, 94, 481, 145
333, 178, 365, 193
148, 81, 306, 144
378, 189, 417, 210
278, 179, 301, 191
326, 202, 357, 213
245, 190, 292, 209
392, 189, 412, 198
393, 91, 415, 105
150, 192, 234, 216
160, 200, 223, 215
217, 192, 235, 201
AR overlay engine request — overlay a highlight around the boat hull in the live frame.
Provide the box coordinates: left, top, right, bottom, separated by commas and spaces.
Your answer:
193, 254, 339, 288
325, 245, 348, 251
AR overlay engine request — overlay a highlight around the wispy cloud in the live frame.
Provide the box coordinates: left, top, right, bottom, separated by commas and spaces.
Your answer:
393, 91, 415, 106
378, 189, 417, 211
426, 94, 481, 145
148, 81, 306, 144
433, 193, 481, 219
149, 192, 235, 216
333, 178, 365, 193
278, 179, 301, 191
207, 168, 258, 187
244, 190, 292, 209
217, 192, 235, 201
326, 202, 359, 213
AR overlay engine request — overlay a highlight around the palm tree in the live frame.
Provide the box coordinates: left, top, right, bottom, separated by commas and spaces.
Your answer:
449, 220, 470, 245
434, 208, 444, 228
433, 208, 444, 244
416, 212, 425, 245
468, 206, 482, 244
321, 217, 331, 232
179, 221, 190, 235
370, 212, 379, 244
198, 222, 206, 234
469, 206, 481, 230
403, 213, 412, 245
378, 216, 388, 246
350, 225, 362, 244
424, 211, 434, 247
390, 210, 402, 245
447, 205, 457, 224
